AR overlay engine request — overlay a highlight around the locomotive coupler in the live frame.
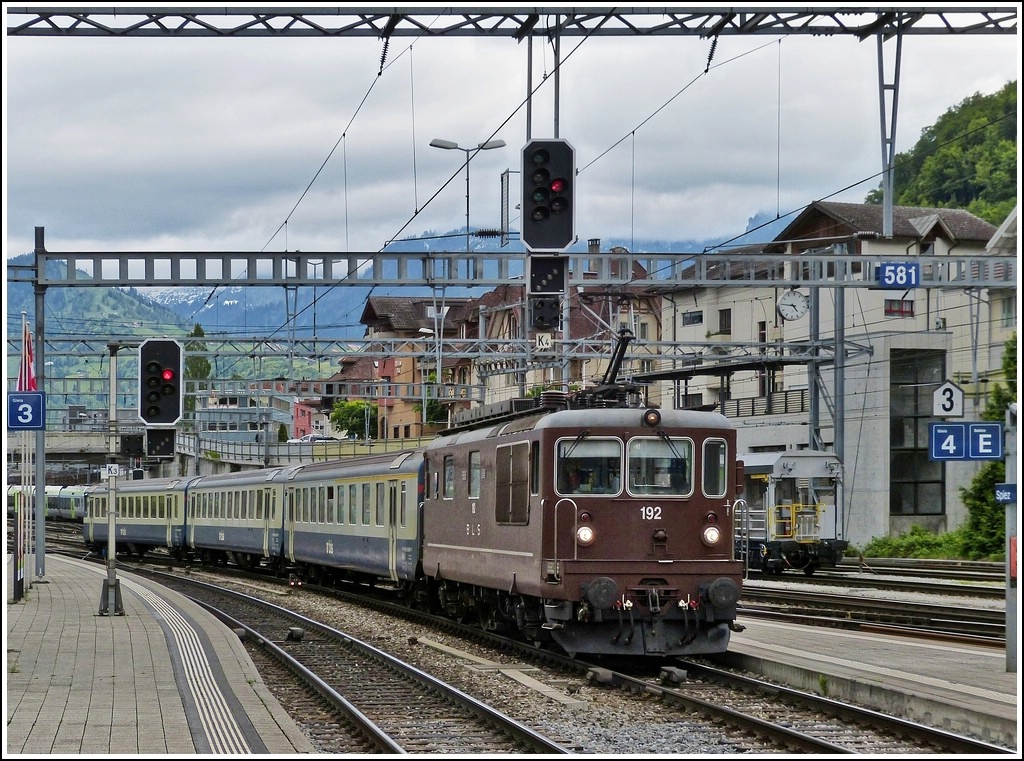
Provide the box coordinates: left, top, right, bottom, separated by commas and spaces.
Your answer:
647, 587, 661, 613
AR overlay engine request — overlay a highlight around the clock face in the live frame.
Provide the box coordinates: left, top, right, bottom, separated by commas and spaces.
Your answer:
777, 290, 808, 320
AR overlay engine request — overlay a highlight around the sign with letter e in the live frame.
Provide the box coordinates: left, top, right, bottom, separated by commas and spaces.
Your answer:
968, 423, 1003, 460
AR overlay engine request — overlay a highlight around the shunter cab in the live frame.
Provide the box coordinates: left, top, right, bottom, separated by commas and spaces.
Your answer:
735, 450, 848, 575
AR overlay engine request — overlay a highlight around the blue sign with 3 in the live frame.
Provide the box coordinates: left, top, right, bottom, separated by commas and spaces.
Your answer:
8, 392, 46, 430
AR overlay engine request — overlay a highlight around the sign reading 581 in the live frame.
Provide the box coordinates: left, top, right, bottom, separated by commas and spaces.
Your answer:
878, 262, 921, 288
7, 392, 46, 431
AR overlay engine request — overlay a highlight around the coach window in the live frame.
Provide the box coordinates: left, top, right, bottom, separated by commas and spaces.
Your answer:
362, 483, 372, 525
400, 481, 408, 526
158, 495, 166, 520
349, 484, 359, 524
318, 486, 327, 523
468, 451, 481, 499
627, 437, 692, 496
376, 483, 386, 526
703, 439, 728, 498
327, 486, 336, 524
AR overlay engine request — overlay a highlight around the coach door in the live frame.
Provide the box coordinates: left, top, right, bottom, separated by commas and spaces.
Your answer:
387, 479, 400, 581
284, 487, 296, 562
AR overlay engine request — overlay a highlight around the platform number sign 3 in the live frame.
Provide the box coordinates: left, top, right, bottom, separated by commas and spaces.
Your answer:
932, 381, 964, 418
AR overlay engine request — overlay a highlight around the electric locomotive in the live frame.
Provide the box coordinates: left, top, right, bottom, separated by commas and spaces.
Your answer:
418, 334, 744, 657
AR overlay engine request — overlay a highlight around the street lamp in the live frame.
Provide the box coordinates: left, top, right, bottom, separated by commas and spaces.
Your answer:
429, 138, 506, 254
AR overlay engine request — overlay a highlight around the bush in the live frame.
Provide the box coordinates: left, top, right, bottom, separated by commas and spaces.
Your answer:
860, 525, 969, 559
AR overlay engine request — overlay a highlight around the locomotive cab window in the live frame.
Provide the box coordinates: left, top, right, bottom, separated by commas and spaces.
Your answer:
556, 438, 623, 495
468, 451, 481, 499
627, 437, 693, 496
702, 439, 729, 498
442, 455, 456, 500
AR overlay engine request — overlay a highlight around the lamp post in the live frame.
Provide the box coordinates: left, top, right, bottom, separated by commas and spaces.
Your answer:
429, 138, 506, 254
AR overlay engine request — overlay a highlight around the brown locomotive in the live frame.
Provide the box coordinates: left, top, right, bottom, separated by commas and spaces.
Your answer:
420, 334, 744, 657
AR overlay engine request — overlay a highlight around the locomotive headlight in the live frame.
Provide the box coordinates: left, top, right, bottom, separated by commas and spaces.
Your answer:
702, 524, 722, 545
576, 525, 596, 546
642, 408, 662, 427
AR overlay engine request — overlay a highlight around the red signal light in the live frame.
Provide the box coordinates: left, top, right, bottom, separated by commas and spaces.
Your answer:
549, 177, 567, 193
161, 368, 175, 382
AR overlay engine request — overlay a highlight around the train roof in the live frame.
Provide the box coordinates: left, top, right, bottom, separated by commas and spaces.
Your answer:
531, 407, 734, 431
274, 450, 424, 481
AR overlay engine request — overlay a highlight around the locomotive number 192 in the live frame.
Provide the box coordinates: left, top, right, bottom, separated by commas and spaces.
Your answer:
639, 505, 662, 520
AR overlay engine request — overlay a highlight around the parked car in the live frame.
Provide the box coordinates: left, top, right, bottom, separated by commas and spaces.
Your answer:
285, 434, 339, 444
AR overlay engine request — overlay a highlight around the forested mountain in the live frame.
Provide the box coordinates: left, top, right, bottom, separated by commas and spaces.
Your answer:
865, 80, 1017, 225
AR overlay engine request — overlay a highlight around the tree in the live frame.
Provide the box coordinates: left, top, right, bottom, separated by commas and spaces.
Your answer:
330, 399, 378, 439
866, 80, 1017, 226
959, 333, 1016, 559
415, 371, 448, 425
183, 323, 212, 427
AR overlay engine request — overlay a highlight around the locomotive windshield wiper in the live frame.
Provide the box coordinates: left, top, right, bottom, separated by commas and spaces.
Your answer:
657, 430, 685, 462
559, 430, 590, 460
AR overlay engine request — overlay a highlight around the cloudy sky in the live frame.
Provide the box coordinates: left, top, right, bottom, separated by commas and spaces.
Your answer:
4, 5, 1020, 261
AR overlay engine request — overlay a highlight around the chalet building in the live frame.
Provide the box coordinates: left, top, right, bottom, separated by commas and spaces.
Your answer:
637, 201, 1014, 548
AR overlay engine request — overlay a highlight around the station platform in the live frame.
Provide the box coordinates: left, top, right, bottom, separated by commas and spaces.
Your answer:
5, 553, 315, 756
719, 613, 1021, 751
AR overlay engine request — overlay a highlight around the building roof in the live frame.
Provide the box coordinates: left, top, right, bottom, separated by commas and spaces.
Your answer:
768, 201, 998, 249
359, 296, 476, 334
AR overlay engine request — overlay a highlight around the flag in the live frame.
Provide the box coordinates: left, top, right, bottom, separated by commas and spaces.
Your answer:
17, 321, 37, 392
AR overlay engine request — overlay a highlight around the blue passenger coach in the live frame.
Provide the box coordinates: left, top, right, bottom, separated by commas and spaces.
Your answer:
280, 451, 425, 585
84, 476, 193, 557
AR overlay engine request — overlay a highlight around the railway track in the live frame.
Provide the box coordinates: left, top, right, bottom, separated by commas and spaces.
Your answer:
129, 559, 1013, 755
138, 571, 571, 754
584, 659, 1011, 754
740, 584, 1006, 642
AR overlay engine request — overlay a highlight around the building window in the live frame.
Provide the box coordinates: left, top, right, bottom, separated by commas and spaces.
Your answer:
889, 349, 945, 516
717, 309, 732, 335
884, 299, 915, 317
1001, 295, 1015, 328
681, 310, 703, 327
638, 322, 649, 340
677, 392, 704, 410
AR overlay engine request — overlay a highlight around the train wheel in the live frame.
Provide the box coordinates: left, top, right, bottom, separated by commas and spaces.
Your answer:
803, 565, 816, 577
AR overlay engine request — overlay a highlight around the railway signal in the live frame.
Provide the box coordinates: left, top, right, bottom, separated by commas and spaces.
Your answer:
138, 339, 183, 426
528, 255, 568, 294
146, 428, 177, 458
521, 139, 575, 252
529, 296, 561, 330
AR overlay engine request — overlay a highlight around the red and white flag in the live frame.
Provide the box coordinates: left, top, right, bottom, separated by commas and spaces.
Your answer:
17, 321, 37, 392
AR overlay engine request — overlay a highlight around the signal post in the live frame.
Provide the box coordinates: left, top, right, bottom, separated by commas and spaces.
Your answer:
522, 139, 575, 378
